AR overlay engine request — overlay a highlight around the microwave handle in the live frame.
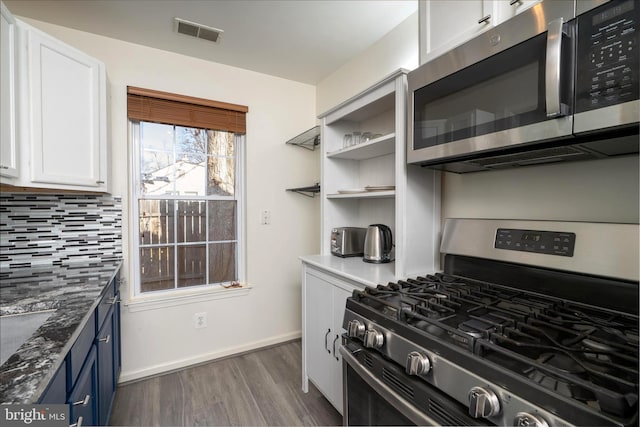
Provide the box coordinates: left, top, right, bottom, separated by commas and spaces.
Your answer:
545, 18, 564, 118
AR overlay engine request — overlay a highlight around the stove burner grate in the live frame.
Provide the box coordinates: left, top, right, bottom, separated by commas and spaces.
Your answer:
524, 353, 596, 402
351, 272, 639, 419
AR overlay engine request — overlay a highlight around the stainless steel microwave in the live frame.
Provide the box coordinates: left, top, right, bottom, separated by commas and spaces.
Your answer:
408, 0, 639, 173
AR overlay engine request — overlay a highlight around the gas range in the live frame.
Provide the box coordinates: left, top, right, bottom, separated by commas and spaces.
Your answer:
340, 219, 639, 427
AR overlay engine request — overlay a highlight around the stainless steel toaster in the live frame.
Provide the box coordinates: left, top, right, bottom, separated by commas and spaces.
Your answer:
331, 227, 366, 257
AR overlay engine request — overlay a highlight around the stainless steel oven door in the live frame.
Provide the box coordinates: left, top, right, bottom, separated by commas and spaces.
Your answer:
407, 0, 575, 166
340, 340, 492, 426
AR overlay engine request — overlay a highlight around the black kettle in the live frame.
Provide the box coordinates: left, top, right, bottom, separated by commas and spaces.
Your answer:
363, 224, 393, 263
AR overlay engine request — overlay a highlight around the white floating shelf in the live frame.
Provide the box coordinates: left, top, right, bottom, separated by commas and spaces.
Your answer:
326, 133, 395, 160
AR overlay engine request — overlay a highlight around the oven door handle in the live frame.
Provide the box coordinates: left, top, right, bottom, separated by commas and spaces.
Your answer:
340, 346, 441, 426
545, 18, 565, 118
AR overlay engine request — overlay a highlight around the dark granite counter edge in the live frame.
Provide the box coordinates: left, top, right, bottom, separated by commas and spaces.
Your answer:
0, 261, 122, 404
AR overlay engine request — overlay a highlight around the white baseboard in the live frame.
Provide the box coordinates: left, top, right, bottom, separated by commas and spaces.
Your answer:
118, 330, 302, 383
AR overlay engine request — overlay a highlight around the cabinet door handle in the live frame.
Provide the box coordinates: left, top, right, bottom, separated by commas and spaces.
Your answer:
478, 14, 491, 24
96, 180, 105, 184
72, 395, 90, 406
332, 335, 340, 361
509, 0, 521, 5
98, 334, 111, 344
70, 416, 84, 427
0, 165, 8, 169
324, 328, 331, 353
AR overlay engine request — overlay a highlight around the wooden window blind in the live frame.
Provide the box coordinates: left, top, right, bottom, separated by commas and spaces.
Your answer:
127, 86, 248, 134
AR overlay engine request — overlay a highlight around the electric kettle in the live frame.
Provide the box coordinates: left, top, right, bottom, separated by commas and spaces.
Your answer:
363, 224, 393, 263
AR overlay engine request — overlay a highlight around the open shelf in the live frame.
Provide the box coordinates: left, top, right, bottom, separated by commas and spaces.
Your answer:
285, 126, 320, 150
286, 183, 320, 197
326, 190, 395, 200
326, 133, 395, 160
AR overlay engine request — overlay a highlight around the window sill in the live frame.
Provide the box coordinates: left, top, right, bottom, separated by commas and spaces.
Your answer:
124, 284, 252, 312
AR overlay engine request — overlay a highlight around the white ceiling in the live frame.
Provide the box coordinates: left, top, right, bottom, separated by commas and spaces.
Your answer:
5, 0, 418, 85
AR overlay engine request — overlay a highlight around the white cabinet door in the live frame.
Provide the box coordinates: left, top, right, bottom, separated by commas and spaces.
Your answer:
420, 0, 544, 64
26, 25, 107, 190
302, 266, 357, 415
421, 0, 497, 63
304, 271, 337, 407
328, 284, 351, 414
0, 1, 18, 179
494, 0, 542, 24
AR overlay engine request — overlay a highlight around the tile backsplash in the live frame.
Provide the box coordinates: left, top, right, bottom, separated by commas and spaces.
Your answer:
0, 193, 122, 269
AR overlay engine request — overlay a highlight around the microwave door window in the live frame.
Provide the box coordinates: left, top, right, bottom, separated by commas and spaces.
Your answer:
414, 33, 549, 151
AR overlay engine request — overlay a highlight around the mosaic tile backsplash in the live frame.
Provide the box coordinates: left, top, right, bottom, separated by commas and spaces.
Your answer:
0, 193, 122, 269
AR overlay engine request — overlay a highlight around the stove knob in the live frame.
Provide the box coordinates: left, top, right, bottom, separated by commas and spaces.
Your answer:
468, 386, 500, 418
406, 351, 431, 376
347, 320, 365, 338
514, 412, 549, 427
363, 329, 384, 349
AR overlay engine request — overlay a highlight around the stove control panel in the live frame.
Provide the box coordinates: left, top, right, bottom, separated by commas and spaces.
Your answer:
495, 228, 576, 257
343, 309, 579, 427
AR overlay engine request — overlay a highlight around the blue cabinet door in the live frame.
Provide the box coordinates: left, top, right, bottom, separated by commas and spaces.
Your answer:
96, 305, 116, 426
113, 291, 121, 380
68, 346, 97, 427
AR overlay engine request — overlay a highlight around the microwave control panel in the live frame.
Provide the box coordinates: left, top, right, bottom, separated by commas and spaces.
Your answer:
576, 0, 639, 113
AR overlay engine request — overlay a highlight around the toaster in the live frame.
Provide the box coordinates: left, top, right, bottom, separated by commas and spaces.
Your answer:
331, 227, 367, 257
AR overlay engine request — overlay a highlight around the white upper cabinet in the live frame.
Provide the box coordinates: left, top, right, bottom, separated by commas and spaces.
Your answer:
420, 0, 497, 63
1, 2, 108, 192
419, 0, 543, 64
494, 0, 543, 23
1, 1, 19, 179
23, 22, 108, 191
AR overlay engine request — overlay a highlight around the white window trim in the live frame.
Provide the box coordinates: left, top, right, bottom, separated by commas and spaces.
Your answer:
125, 284, 252, 312
127, 121, 248, 304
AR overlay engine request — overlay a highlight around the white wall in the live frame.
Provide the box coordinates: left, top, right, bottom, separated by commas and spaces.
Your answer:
316, 11, 419, 115
20, 18, 320, 381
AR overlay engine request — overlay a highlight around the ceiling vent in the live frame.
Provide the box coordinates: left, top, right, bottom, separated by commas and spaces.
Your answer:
174, 18, 223, 44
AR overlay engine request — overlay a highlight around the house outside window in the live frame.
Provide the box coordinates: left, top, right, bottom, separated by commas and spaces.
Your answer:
127, 87, 247, 296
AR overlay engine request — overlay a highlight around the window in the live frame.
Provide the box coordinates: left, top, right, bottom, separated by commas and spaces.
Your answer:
128, 87, 247, 296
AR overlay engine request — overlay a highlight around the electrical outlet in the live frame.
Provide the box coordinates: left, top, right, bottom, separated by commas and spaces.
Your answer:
194, 312, 207, 329
261, 209, 271, 225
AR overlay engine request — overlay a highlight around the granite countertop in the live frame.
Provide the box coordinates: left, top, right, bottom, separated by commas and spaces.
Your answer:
0, 260, 122, 404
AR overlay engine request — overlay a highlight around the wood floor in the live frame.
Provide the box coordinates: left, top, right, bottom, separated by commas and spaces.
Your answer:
109, 340, 343, 426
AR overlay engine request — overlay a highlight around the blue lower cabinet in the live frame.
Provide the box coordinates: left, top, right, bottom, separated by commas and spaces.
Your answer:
68, 346, 98, 427
96, 305, 116, 426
